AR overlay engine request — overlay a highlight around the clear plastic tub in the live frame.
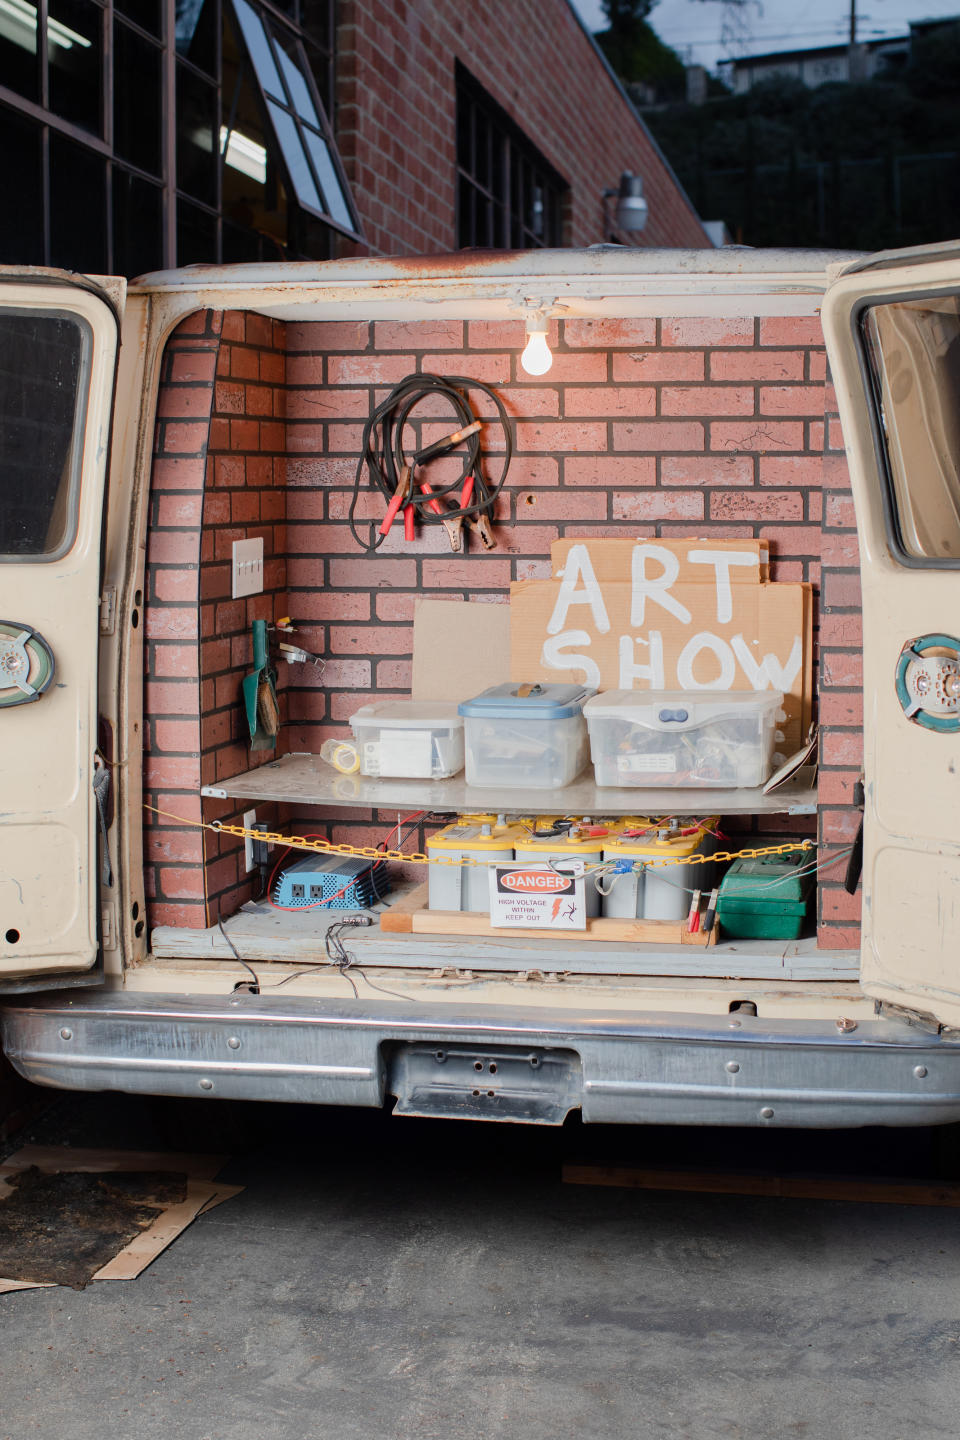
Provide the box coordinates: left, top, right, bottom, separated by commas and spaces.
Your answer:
584, 690, 784, 788
458, 683, 595, 789
349, 700, 464, 778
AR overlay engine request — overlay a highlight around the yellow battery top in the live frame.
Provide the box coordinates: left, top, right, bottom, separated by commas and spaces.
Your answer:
514, 821, 613, 854
427, 820, 527, 852
603, 817, 719, 859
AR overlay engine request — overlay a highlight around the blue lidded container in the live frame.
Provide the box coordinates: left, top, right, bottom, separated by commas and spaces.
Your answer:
458, 682, 596, 788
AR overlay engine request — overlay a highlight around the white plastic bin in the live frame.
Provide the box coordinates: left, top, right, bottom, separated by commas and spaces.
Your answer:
458, 683, 595, 789
349, 700, 464, 778
584, 690, 784, 788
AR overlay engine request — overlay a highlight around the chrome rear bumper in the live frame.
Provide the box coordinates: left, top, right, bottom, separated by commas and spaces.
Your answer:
3, 989, 960, 1129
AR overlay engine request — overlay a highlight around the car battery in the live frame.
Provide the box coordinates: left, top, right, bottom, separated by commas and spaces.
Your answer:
513, 822, 611, 918
427, 818, 527, 913
601, 819, 718, 922
716, 849, 814, 939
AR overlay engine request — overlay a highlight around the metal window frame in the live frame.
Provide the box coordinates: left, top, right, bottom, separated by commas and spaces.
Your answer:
225, 0, 362, 243
455, 63, 566, 251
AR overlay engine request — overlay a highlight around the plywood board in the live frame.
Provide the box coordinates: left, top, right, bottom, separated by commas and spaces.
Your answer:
380, 889, 717, 946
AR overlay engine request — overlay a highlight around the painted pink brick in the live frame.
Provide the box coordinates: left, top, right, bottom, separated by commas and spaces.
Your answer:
563, 386, 656, 417
710, 420, 804, 452
662, 317, 755, 347
374, 320, 464, 349
614, 420, 705, 451
516, 421, 607, 451
612, 350, 704, 382
661, 385, 755, 417
760, 385, 827, 416
759, 316, 824, 346
613, 491, 704, 520
709, 350, 804, 382
565, 455, 656, 486
563, 318, 656, 347
661, 455, 754, 487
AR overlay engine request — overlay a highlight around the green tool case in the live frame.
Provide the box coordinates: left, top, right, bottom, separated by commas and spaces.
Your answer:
716, 849, 814, 940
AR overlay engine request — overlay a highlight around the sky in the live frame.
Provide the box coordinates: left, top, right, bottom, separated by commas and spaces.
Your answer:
571, 0, 960, 72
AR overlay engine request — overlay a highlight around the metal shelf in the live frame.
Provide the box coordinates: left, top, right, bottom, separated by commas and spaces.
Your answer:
201, 752, 818, 816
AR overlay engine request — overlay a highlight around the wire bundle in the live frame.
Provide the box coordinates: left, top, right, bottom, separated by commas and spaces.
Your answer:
349, 373, 513, 553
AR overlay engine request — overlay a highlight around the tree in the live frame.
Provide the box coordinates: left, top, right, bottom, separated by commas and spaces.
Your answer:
595, 0, 686, 98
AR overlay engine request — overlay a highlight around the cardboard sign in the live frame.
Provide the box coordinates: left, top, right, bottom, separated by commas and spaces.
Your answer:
551, 536, 770, 585
510, 540, 812, 755
488, 864, 587, 929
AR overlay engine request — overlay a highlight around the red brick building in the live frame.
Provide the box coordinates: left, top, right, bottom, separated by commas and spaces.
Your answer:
0, 0, 708, 275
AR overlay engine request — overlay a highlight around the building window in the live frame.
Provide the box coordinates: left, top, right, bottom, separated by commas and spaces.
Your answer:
0, 0, 360, 274
455, 63, 566, 250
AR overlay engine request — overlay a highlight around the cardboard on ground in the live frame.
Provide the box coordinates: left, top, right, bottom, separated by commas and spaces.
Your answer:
0, 1145, 243, 1293
512, 539, 812, 755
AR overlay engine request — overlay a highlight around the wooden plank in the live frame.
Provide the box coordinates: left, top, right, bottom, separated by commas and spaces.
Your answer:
379, 882, 428, 933
399, 904, 716, 947
562, 1164, 960, 1208
151, 901, 859, 979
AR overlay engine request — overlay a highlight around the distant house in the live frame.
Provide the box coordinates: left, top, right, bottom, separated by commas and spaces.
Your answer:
716, 15, 960, 96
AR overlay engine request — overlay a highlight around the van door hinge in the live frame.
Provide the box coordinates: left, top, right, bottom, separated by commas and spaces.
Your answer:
99, 586, 117, 635
101, 902, 117, 949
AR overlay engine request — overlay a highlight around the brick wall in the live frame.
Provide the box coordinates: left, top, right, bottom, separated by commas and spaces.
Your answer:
144, 312, 290, 929
336, 0, 708, 256
144, 307, 863, 949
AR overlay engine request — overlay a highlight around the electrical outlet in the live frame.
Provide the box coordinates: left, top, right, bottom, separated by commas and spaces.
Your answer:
232, 537, 264, 598
243, 809, 257, 872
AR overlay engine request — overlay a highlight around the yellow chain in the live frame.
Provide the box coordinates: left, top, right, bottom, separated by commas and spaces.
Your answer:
195, 814, 815, 873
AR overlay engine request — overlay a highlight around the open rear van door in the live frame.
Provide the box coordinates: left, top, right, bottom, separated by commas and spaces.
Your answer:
0, 273, 121, 985
823, 242, 960, 1028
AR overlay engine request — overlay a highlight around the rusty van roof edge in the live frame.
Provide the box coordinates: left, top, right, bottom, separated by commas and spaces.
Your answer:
127, 247, 866, 298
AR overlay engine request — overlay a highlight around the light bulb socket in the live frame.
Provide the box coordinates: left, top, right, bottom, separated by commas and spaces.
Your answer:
524, 316, 549, 338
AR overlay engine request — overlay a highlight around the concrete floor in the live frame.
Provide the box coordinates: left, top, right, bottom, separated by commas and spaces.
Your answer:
2, 1095, 959, 1440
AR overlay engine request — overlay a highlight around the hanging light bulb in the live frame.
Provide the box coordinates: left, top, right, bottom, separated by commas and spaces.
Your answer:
521, 316, 552, 376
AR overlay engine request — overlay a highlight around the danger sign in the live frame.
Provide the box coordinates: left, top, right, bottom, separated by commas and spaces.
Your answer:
489, 865, 586, 930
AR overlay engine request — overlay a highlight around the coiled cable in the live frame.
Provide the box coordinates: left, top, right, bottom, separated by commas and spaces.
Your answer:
349, 373, 513, 553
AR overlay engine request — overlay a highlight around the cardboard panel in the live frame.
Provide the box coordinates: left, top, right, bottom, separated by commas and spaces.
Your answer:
551, 537, 770, 585
510, 576, 808, 755
412, 598, 511, 701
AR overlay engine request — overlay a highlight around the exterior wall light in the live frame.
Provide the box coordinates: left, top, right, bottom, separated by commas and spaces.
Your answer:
603, 171, 649, 238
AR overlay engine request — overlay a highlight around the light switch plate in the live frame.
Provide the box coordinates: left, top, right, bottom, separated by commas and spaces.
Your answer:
232, 537, 264, 598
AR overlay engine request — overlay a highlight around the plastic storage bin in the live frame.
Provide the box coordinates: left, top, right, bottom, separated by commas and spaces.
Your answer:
458, 682, 595, 789
601, 819, 718, 922
349, 700, 464, 779
584, 689, 783, 788
715, 849, 814, 939
427, 818, 527, 913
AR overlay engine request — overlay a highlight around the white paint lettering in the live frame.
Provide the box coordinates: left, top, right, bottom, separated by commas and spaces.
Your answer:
541, 631, 601, 688
676, 632, 736, 689
686, 549, 757, 624
630, 544, 692, 627
618, 633, 665, 689
731, 633, 803, 692
547, 544, 610, 635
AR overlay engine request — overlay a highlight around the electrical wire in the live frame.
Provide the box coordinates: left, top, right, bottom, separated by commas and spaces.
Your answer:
349, 373, 513, 553
218, 917, 261, 993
